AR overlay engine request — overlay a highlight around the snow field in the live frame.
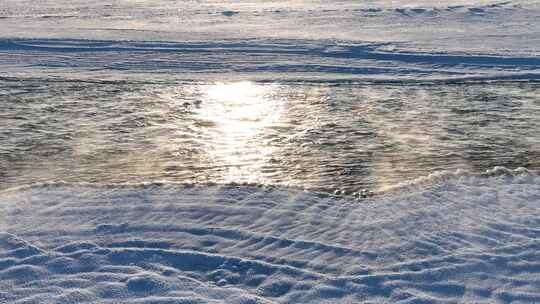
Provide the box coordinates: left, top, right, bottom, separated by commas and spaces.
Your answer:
1, 171, 540, 303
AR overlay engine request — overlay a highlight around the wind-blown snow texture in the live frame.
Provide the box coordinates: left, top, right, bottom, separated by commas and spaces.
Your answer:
0, 0, 539, 82
1, 171, 540, 303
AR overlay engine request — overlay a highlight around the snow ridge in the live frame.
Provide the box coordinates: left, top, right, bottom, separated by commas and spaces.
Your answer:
1, 38, 538, 82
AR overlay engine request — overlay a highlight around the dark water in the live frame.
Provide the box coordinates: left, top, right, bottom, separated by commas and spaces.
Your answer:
1, 77, 539, 192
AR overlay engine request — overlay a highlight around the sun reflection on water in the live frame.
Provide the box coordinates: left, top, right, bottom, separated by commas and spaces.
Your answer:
197, 81, 283, 184
4, 77, 537, 193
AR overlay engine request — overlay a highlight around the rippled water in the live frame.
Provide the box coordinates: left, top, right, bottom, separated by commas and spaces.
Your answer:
1, 77, 539, 192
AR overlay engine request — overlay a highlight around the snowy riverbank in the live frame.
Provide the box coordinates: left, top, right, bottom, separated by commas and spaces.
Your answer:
2, 170, 540, 303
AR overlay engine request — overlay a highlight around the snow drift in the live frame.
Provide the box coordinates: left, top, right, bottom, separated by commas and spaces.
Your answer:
1, 170, 540, 303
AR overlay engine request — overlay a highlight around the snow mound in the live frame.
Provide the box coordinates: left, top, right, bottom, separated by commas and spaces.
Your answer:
1, 172, 540, 303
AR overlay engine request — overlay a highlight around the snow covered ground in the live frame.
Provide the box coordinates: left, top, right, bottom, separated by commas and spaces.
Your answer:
0, 0, 539, 82
1, 0, 539, 55
1, 170, 540, 303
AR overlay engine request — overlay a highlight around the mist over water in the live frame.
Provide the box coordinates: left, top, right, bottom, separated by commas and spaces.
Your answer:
1, 78, 539, 192
1, 0, 538, 194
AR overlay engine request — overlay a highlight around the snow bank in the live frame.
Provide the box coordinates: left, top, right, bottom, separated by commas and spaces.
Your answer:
0, 38, 538, 83
1, 170, 540, 303
1, 0, 539, 82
